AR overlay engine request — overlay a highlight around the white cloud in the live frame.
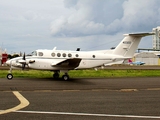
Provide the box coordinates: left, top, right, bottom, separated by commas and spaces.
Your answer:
122, 0, 160, 29
51, 0, 160, 37
107, 0, 160, 33
50, 0, 125, 36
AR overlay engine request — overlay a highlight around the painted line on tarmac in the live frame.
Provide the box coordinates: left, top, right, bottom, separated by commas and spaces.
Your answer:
14, 110, 160, 119
146, 88, 160, 91
0, 91, 29, 115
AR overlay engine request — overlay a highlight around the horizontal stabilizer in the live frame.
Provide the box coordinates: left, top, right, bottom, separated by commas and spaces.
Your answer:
124, 32, 155, 37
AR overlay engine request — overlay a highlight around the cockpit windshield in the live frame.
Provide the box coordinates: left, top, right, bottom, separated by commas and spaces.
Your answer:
28, 51, 37, 56
31, 51, 37, 56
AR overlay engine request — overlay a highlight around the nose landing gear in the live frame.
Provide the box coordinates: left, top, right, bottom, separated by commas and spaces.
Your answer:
7, 73, 13, 80
7, 66, 13, 80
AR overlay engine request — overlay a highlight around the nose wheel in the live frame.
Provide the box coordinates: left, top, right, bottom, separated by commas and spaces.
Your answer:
7, 64, 13, 80
7, 73, 13, 80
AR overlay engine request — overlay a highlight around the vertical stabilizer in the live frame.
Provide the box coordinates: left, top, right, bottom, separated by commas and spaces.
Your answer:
113, 33, 154, 57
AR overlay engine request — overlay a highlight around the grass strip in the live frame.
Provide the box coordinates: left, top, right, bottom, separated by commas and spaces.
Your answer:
0, 69, 160, 78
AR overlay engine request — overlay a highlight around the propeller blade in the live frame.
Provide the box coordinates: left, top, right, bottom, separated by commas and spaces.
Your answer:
23, 52, 26, 60
22, 52, 26, 70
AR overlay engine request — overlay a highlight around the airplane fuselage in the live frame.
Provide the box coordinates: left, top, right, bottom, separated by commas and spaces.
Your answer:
8, 49, 123, 70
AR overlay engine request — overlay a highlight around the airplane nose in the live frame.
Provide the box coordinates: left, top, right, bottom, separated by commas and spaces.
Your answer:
6, 60, 11, 66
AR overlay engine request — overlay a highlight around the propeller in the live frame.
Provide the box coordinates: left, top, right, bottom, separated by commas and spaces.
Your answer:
18, 52, 26, 70
22, 52, 26, 70
18, 52, 35, 70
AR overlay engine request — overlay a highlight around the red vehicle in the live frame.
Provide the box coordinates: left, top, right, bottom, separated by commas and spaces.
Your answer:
1, 54, 8, 64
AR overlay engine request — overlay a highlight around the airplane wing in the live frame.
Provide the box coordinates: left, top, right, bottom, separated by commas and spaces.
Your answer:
51, 58, 81, 69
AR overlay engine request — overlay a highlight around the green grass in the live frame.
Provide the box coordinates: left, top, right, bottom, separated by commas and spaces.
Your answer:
69, 69, 160, 78
1, 69, 160, 78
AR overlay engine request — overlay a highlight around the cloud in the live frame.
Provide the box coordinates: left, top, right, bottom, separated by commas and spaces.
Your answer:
51, 0, 160, 37
123, 0, 160, 31
64, 0, 78, 8
106, 0, 160, 33
51, 0, 125, 37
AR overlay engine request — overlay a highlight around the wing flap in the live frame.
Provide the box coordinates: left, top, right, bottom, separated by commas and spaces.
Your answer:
51, 58, 81, 68
51, 59, 66, 66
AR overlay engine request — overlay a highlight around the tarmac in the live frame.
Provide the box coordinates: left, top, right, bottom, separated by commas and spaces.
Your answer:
0, 77, 160, 120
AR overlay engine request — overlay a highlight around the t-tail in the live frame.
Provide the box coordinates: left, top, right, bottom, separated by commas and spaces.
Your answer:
113, 33, 154, 58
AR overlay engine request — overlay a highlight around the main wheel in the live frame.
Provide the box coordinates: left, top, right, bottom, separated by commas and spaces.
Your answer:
7, 73, 13, 80
53, 73, 59, 79
62, 75, 69, 81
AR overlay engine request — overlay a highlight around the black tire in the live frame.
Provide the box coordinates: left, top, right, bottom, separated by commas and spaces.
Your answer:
62, 75, 69, 81
53, 73, 59, 79
7, 73, 13, 80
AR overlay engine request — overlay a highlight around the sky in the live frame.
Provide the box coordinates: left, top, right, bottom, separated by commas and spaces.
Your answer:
0, 0, 160, 54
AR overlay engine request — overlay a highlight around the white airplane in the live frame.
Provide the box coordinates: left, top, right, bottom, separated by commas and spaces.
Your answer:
6, 32, 154, 80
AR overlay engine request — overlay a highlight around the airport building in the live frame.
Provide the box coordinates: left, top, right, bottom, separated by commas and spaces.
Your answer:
152, 26, 160, 50
133, 52, 160, 65
0, 48, 8, 66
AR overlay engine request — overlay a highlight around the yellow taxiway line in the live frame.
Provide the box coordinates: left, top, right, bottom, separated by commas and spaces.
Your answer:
0, 91, 29, 115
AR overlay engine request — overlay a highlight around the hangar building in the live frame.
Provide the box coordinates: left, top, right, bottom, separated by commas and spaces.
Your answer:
133, 52, 160, 65
152, 26, 160, 50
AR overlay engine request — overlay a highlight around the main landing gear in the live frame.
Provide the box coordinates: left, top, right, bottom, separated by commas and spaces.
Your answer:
53, 71, 70, 81
62, 74, 70, 81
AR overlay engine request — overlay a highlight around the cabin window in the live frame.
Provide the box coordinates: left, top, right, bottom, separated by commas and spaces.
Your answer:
93, 55, 95, 58
62, 53, 66, 57
68, 53, 72, 57
38, 52, 43, 56
57, 53, 61, 57
51, 52, 56, 57
75, 54, 79, 57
